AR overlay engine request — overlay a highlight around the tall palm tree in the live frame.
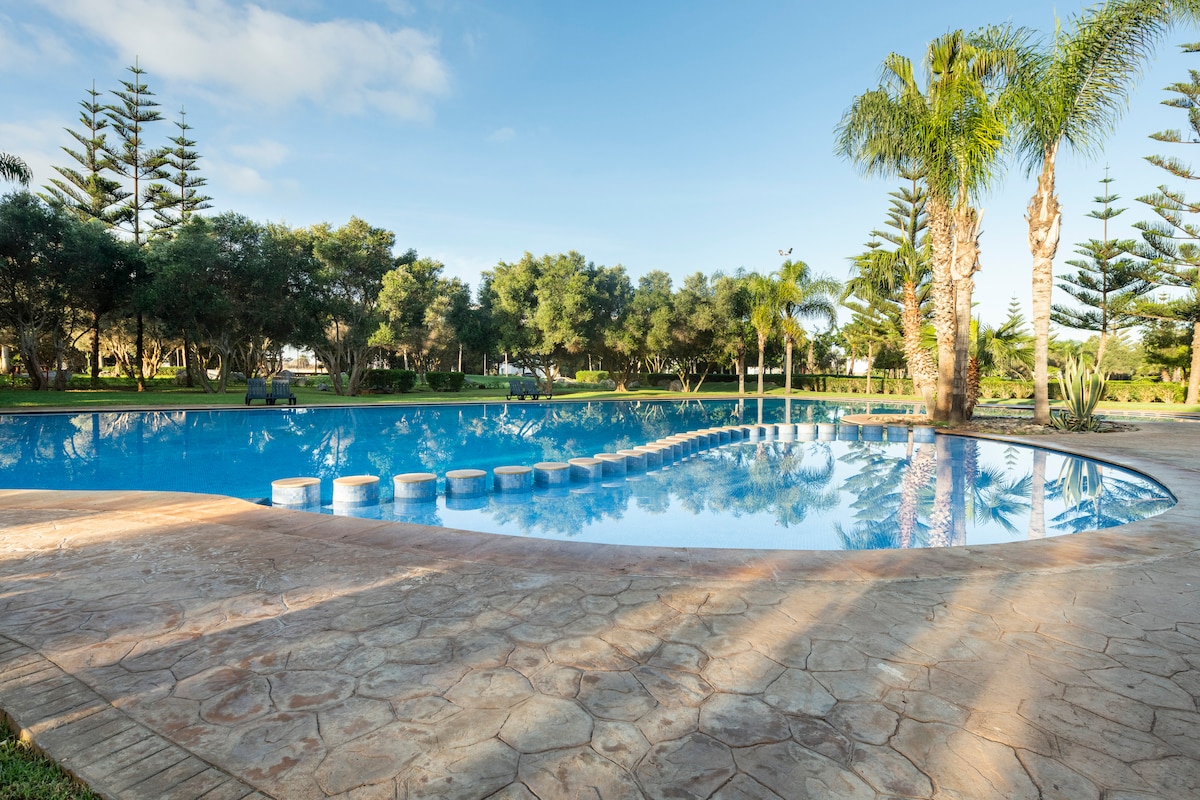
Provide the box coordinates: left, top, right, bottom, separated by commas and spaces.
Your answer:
837, 29, 1018, 424
748, 273, 779, 396
776, 259, 839, 394
1008, 0, 1192, 424
0, 152, 31, 185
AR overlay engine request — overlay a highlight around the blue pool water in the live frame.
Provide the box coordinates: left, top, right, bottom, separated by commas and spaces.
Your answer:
0, 399, 1175, 550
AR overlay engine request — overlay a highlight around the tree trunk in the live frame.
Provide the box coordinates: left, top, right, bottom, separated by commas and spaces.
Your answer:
135, 312, 146, 392
951, 205, 982, 425
965, 355, 981, 420
900, 281, 936, 416
90, 312, 102, 388
737, 350, 745, 395
784, 336, 793, 395
183, 332, 196, 388
865, 342, 873, 394
1189, 320, 1200, 405
928, 197, 956, 423
756, 333, 766, 395
1028, 148, 1061, 425
1096, 330, 1108, 371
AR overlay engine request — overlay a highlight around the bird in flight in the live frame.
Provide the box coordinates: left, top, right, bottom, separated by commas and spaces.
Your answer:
778, 247, 792, 256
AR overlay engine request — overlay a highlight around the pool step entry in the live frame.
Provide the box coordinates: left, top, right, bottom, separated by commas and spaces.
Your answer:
271, 420, 937, 514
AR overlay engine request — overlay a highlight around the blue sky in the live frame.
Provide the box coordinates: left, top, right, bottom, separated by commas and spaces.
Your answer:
2, 0, 1197, 333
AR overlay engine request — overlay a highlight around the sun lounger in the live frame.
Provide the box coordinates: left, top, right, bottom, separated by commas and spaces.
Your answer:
506, 379, 527, 400
245, 377, 267, 405
268, 378, 297, 406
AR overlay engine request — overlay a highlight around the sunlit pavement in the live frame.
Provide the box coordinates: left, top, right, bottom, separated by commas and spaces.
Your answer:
2, 423, 1199, 799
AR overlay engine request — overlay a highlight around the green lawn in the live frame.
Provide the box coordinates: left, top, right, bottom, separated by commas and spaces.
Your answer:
0, 730, 98, 800
0, 376, 1197, 415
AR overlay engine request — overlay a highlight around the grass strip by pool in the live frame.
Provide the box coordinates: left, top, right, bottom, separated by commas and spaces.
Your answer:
0, 730, 99, 800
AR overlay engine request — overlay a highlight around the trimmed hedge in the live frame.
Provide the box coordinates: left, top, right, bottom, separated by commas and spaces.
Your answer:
574, 370, 609, 383
362, 369, 417, 393
426, 371, 466, 392
978, 377, 1185, 403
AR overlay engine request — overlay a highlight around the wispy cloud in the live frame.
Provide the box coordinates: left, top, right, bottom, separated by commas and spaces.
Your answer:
36, 0, 452, 119
0, 12, 74, 70
487, 127, 516, 143
228, 139, 290, 168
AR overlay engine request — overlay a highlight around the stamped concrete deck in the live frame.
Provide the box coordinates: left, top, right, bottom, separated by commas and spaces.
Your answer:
2, 423, 1199, 799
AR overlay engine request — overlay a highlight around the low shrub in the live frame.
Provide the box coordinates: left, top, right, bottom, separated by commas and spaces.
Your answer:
425, 371, 466, 392
362, 369, 417, 393
575, 370, 610, 383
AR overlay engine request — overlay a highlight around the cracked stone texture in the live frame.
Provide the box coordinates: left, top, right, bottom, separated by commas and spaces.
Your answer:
2, 423, 1200, 799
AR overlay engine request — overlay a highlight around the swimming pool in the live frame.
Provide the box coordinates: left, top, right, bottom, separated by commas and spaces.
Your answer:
0, 399, 1174, 550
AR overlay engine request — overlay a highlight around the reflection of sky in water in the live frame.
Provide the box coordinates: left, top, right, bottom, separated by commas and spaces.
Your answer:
0, 399, 1174, 550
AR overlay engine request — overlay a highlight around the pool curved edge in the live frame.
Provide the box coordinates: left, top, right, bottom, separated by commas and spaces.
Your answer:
4, 423, 1197, 583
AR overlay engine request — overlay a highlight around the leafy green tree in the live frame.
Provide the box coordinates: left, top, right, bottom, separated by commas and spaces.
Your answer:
302, 218, 400, 396
1007, 0, 1189, 423
485, 251, 605, 391
151, 108, 211, 231
0, 193, 73, 388
668, 272, 720, 391
42, 82, 126, 225
372, 255, 468, 376
602, 269, 662, 391
147, 217, 231, 391
1052, 172, 1150, 368
711, 271, 753, 393
65, 219, 140, 386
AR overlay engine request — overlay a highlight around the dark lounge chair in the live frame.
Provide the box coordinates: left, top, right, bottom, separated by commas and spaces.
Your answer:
245, 377, 267, 405
506, 379, 527, 400
268, 379, 297, 406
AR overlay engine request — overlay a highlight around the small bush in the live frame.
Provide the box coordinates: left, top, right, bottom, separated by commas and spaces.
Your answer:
425, 371, 466, 392
363, 369, 417, 393
575, 370, 610, 383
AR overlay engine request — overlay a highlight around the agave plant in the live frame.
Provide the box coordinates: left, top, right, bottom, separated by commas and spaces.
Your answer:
1051, 356, 1106, 431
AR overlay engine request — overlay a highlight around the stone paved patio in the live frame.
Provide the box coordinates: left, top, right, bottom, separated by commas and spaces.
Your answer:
2, 423, 1199, 799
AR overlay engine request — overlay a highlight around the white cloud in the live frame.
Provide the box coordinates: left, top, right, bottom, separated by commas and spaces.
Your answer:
487, 127, 516, 143
0, 118, 71, 191
228, 139, 289, 168
37, 0, 451, 119
0, 13, 74, 70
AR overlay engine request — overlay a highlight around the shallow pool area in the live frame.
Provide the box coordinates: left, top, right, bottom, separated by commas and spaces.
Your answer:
0, 398, 1175, 550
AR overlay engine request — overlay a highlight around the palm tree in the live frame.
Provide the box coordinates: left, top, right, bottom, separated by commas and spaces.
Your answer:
748, 273, 779, 396
845, 169, 935, 412
776, 259, 839, 394
0, 152, 31, 185
1007, 0, 1192, 424
837, 29, 1018, 424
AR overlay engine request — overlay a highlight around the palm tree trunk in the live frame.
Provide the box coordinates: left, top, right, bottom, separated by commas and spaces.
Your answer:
1029, 148, 1061, 425
901, 282, 936, 415
928, 197, 956, 423
756, 333, 766, 396
951, 205, 982, 425
784, 336, 793, 395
